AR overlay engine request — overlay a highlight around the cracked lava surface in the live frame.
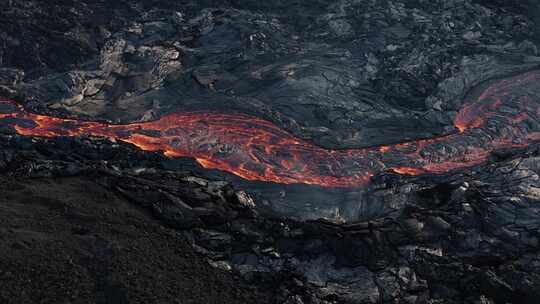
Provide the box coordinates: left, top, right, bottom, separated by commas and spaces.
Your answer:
0, 71, 539, 188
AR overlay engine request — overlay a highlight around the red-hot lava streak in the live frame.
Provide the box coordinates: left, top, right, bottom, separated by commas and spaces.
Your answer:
0, 71, 539, 187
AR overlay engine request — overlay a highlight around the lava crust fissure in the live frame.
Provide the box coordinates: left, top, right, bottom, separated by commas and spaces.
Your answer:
0, 71, 539, 188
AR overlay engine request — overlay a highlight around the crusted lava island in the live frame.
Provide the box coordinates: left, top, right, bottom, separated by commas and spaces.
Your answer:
1, 1, 540, 304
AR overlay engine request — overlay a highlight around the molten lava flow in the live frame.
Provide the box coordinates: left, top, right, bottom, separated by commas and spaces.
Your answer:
0, 71, 538, 187
390, 167, 425, 175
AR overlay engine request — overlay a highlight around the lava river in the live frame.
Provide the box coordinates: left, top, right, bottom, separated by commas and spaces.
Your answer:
0, 71, 539, 187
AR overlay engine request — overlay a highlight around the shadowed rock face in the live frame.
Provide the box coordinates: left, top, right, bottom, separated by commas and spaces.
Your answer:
2, 1, 540, 304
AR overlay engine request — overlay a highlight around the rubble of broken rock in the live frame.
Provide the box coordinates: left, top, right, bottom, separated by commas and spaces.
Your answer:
1, 131, 540, 303
2, 0, 540, 303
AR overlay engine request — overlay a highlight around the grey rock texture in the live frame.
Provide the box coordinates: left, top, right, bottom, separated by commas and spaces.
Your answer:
1, 1, 540, 303
3, 0, 540, 147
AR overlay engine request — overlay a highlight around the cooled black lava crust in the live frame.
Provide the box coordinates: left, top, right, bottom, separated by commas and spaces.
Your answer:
2, 1, 540, 304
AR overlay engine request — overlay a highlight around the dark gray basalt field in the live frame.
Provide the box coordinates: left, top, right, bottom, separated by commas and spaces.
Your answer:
1, 1, 540, 303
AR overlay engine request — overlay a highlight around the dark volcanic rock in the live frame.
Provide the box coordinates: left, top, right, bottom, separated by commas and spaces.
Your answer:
1, 1, 540, 304
0, 175, 269, 304
3, 0, 540, 147
1, 134, 539, 303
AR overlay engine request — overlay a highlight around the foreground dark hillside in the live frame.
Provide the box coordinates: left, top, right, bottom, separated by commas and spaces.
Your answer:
0, 176, 270, 304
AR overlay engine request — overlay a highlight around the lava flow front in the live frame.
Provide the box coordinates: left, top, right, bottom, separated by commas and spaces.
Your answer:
0, 71, 539, 187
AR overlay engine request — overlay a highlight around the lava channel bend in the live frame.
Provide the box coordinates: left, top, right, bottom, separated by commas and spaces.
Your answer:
0, 71, 539, 188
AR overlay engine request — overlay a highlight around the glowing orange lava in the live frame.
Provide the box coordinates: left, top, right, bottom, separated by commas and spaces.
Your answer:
0, 71, 538, 187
